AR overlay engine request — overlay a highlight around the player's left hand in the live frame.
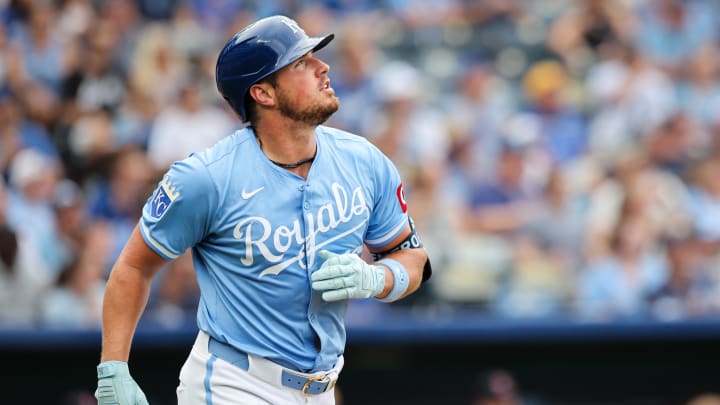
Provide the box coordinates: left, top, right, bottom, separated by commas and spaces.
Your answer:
312, 250, 386, 301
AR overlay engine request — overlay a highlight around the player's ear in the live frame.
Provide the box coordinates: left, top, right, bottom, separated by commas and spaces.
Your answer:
248, 83, 276, 109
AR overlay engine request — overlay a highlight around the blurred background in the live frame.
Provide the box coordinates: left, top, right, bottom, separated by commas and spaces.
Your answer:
2, 0, 720, 404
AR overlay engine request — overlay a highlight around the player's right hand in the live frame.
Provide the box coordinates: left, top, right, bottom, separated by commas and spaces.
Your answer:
95, 361, 149, 405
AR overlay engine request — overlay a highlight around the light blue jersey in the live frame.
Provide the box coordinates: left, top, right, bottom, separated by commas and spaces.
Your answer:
139, 126, 408, 372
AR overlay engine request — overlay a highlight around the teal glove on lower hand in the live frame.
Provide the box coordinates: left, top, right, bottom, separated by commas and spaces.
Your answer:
312, 250, 386, 302
95, 361, 149, 405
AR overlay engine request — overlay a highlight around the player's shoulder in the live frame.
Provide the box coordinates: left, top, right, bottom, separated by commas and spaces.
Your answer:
188, 128, 254, 166
317, 125, 368, 143
317, 125, 381, 157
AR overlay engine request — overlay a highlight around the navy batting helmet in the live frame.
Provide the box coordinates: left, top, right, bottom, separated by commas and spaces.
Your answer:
215, 15, 334, 122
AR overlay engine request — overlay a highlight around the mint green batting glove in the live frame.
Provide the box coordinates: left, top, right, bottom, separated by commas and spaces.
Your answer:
95, 361, 149, 405
312, 250, 386, 301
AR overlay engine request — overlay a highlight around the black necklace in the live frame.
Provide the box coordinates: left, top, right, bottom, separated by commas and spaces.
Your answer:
255, 132, 316, 169
269, 154, 315, 169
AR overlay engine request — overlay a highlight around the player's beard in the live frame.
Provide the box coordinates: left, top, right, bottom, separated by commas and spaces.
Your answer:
276, 87, 340, 126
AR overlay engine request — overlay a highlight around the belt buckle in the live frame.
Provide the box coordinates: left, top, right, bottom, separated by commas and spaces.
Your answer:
301, 374, 332, 396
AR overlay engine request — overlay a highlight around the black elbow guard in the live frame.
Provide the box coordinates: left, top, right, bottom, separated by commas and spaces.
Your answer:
372, 217, 432, 282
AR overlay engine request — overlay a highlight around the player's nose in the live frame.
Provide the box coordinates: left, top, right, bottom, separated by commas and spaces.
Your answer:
313, 56, 330, 76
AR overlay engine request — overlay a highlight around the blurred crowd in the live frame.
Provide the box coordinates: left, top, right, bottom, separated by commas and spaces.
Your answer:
2, 0, 720, 330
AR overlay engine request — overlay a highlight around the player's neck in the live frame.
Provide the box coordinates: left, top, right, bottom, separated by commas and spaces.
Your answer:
253, 121, 317, 175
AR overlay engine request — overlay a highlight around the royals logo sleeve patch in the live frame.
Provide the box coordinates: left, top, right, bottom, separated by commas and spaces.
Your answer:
151, 177, 180, 219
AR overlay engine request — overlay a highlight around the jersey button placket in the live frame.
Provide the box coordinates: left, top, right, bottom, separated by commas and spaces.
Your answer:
301, 183, 310, 210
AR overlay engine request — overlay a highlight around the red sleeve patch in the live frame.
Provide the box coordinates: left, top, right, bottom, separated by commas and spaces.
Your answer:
396, 183, 407, 213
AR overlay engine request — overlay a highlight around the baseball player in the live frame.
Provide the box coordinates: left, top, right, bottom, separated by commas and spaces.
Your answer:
95, 15, 431, 405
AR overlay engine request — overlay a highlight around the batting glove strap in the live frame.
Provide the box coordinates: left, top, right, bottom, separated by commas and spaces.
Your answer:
97, 360, 129, 378
312, 250, 386, 301
375, 258, 410, 303
95, 361, 149, 405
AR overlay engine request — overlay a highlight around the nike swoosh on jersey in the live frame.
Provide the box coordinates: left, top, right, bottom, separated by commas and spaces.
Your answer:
241, 186, 265, 199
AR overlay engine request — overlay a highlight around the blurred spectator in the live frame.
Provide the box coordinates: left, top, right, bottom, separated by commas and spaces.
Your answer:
633, 0, 717, 77
675, 43, 720, 128
146, 79, 236, 170
111, 83, 157, 149
146, 250, 200, 328
584, 147, 693, 259
14, 75, 62, 128
0, 90, 58, 171
521, 168, 588, 268
326, 17, 381, 134
492, 168, 588, 317
430, 233, 512, 308
364, 60, 450, 228
56, 0, 95, 40
85, 146, 155, 266
386, 0, 463, 30
51, 178, 88, 269
5, 148, 63, 279
547, 0, 636, 73
99, 0, 143, 75
187, 0, 248, 32
0, 20, 27, 92
649, 234, 720, 320
441, 62, 515, 186
685, 156, 720, 242
576, 201, 671, 320
471, 369, 539, 405
61, 17, 126, 116
460, 143, 540, 235
643, 112, 707, 176
585, 41, 677, 166
167, 2, 217, 60
511, 59, 587, 175
64, 108, 116, 181
137, 0, 180, 21
0, 179, 48, 326
128, 23, 187, 108
492, 232, 574, 318
40, 234, 107, 329
9, 1, 79, 95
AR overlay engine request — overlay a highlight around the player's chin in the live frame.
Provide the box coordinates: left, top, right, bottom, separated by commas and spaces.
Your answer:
318, 97, 340, 116
316, 108, 338, 125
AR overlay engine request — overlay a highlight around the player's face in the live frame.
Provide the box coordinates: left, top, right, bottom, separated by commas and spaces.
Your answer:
273, 52, 339, 126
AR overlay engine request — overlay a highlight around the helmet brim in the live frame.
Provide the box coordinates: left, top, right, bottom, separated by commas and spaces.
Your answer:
285, 34, 335, 66
311, 33, 335, 53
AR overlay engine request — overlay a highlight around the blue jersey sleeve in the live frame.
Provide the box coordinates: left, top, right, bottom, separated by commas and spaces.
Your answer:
139, 156, 217, 259
365, 146, 408, 249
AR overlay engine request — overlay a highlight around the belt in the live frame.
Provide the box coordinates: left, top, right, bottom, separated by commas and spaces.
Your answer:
206, 335, 340, 396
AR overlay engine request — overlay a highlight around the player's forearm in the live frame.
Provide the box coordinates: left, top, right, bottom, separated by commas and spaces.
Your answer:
374, 248, 426, 300
100, 263, 154, 362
